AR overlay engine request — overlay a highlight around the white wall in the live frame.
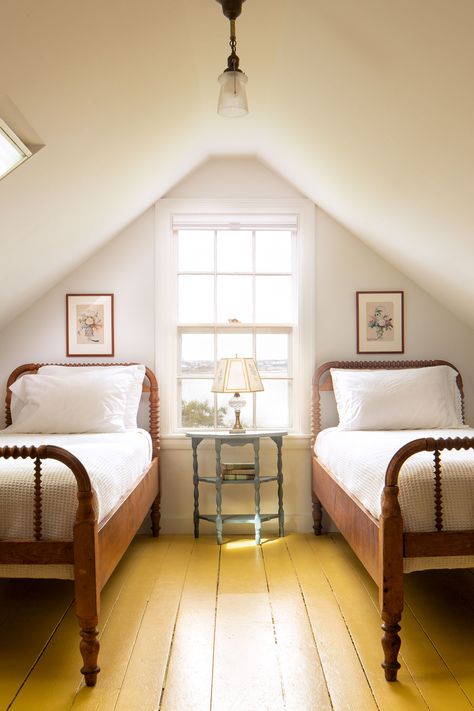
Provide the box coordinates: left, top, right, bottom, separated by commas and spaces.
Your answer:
1, 157, 473, 536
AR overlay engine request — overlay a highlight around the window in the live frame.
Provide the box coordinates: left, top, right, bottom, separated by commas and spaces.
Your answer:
177, 222, 295, 430
0, 118, 31, 180
155, 199, 315, 436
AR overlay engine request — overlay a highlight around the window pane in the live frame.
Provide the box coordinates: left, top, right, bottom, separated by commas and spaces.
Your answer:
178, 275, 214, 323
216, 276, 253, 322
181, 380, 215, 428
255, 231, 292, 273
217, 230, 252, 272
255, 276, 292, 323
217, 333, 253, 360
256, 334, 288, 374
178, 230, 214, 272
256, 380, 290, 428
216, 393, 234, 428
181, 333, 214, 375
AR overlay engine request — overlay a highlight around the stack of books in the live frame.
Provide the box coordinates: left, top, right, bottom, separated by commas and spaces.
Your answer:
221, 462, 255, 480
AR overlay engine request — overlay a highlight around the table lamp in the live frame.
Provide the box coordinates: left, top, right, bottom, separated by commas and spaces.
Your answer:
211, 356, 263, 432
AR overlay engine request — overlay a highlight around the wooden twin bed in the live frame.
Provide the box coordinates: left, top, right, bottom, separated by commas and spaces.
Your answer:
311, 359, 474, 681
0, 362, 160, 686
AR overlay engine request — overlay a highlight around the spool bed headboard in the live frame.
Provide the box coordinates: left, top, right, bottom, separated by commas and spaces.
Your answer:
311, 359, 464, 445
4, 362, 160, 459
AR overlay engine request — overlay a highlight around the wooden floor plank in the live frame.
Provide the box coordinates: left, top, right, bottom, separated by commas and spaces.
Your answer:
261, 537, 332, 711
306, 534, 428, 711
9, 536, 170, 711
285, 533, 379, 711
0, 579, 73, 711
111, 536, 196, 711
211, 538, 285, 711
159, 537, 220, 711
328, 533, 474, 711
73, 536, 192, 711
404, 569, 474, 704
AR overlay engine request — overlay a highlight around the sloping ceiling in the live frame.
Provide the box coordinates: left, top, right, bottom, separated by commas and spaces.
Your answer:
1, 0, 474, 330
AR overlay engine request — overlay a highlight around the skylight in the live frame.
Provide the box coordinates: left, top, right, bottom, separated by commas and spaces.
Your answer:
0, 118, 31, 180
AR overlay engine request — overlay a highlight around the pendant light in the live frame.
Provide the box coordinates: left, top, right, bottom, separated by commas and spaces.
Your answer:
216, 0, 248, 117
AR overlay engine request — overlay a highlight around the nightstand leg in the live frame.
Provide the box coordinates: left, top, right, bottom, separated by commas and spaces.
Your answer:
192, 438, 202, 538
276, 436, 284, 537
215, 439, 223, 545
254, 438, 261, 545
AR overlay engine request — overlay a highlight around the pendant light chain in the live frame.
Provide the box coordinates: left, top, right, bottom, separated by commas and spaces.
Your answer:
216, 0, 249, 117
228, 19, 239, 71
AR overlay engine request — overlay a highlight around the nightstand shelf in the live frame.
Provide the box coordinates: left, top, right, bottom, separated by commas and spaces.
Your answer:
198, 475, 278, 484
186, 430, 287, 545
199, 513, 280, 524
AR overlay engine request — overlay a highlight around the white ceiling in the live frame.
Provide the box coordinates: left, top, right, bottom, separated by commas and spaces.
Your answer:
1, 0, 474, 330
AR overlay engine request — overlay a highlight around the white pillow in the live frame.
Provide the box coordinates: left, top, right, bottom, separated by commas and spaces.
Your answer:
35, 364, 146, 429
7, 373, 133, 434
331, 365, 463, 431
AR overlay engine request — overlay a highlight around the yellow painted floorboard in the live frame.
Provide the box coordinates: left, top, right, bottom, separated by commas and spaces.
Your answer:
404, 569, 474, 704
261, 537, 332, 711
72, 536, 191, 711
0, 579, 73, 711
211, 538, 285, 711
306, 534, 428, 710
159, 537, 220, 711
285, 533, 379, 711
9, 536, 170, 711
1, 533, 473, 711
329, 533, 474, 711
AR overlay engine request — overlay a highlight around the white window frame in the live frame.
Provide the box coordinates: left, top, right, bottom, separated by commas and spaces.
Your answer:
0, 118, 31, 180
155, 198, 316, 437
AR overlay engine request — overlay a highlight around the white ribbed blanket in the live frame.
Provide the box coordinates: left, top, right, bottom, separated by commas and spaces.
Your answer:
315, 428, 474, 572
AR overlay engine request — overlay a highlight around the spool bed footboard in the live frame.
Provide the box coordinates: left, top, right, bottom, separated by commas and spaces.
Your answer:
380, 435, 474, 680
0, 444, 101, 686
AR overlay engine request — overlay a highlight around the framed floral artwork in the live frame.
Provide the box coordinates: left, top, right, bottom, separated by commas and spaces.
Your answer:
356, 291, 404, 354
66, 294, 114, 357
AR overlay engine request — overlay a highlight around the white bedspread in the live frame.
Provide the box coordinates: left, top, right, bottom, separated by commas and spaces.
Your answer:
315, 428, 474, 572
0, 429, 152, 579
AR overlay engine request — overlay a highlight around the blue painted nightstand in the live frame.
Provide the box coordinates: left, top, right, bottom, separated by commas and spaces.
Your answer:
186, 430, 287, 545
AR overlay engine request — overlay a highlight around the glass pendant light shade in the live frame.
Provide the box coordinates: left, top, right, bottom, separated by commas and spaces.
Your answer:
217, 70, 248, 117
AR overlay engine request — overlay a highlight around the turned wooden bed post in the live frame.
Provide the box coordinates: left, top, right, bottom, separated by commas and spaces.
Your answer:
378, 480, 404, 681
145, 365, 161, 537
42, 445, 101, 686
311, 366, 326, 534
74, 489, 100, 686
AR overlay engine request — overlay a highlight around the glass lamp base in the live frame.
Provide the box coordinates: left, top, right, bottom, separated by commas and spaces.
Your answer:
228, 393, 246, 432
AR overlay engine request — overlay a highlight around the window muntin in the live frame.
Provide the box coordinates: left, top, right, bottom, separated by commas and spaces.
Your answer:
177, 224, 295, 430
